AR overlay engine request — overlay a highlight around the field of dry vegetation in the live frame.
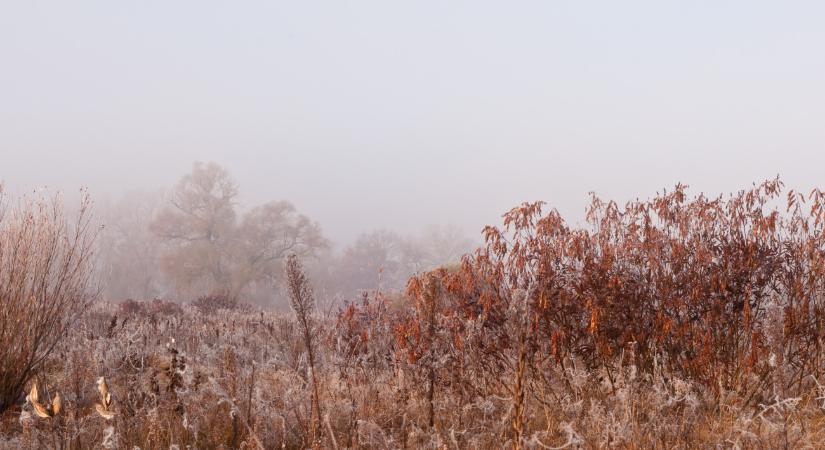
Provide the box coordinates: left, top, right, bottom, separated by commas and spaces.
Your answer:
4, 178, 825, 449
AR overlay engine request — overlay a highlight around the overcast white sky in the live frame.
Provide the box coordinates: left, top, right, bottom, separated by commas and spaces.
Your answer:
1, 1, 823, 244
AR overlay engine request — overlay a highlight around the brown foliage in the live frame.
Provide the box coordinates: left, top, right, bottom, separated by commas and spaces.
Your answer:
398, 178, 825, 446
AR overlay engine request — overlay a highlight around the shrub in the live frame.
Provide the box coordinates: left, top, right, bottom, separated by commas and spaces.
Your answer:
118, 298, 147, 316
147, 298, 184, 316
0, 189, 98, 414
399, 178, 825, 447
192, 292, 238, 314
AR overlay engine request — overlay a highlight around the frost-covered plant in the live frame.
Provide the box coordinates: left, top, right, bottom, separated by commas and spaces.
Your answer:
0, 189, 97, 414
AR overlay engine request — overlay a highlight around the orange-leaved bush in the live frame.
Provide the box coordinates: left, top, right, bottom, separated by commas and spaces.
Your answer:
398, 178, 825, 446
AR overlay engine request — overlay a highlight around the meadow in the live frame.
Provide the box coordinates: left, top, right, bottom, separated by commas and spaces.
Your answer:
3, 178, 825, 449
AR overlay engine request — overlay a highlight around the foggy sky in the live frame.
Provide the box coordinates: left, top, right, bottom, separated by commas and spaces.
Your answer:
2, 1, 824, 245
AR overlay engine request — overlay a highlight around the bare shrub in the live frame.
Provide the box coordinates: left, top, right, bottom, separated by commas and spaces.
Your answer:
118, 298, 185, 318
117, 298, 146, 316
0, 189, 97, 414
191, 292, 238, 314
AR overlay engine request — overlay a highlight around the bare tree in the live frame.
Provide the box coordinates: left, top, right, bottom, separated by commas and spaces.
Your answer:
97, 189, 165, 300
333, 229, 408, 297
0, 188, 98, 413
232, 200, 327, 302
151, 162, 327, 301
151, 161, 238, 296
406, 224, 476, 272
330, 226, 475, 299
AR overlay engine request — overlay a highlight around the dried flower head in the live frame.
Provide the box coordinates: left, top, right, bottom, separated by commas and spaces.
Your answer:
95, 377, 115, 420
25, 383, 61, 418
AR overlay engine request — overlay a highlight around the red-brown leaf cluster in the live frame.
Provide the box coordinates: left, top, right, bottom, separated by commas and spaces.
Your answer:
396, 178, 825, 394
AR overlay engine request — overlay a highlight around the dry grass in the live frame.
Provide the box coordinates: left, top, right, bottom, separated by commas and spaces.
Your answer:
0, 296, 823, 449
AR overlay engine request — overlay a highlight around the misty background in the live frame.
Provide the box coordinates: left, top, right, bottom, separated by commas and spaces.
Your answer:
1, 2, 824, 304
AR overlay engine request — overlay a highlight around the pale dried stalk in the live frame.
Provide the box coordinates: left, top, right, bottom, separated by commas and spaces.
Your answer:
286, 254, 323, 446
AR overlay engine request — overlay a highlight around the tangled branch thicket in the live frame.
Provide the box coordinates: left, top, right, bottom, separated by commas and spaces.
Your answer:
4, 179, 825, 449
0, 189, 97, 415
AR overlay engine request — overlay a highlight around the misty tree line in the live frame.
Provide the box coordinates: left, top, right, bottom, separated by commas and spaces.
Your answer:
96, 161, 475, 306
